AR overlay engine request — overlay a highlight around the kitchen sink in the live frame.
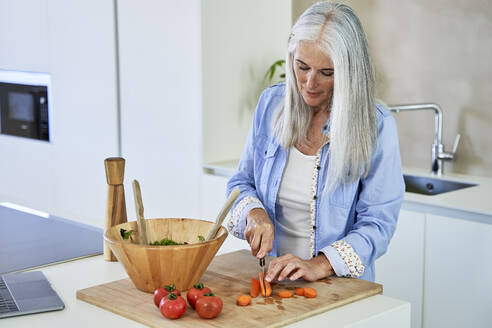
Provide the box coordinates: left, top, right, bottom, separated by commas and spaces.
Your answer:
403, 174, 477, 196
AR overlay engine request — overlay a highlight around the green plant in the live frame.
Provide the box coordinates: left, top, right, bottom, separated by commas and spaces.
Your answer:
264, 59, 286, 84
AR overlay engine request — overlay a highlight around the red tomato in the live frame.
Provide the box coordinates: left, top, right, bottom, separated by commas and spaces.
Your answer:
186, 283, 212, 309
159, 293, 186, 319
195, 293, 223, 319
153, 284, 181, 307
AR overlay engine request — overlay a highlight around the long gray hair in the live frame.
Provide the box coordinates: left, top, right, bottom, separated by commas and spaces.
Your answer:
272, 1, 377, 190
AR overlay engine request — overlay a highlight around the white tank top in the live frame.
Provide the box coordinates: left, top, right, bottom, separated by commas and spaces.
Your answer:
276, 146, 316, 260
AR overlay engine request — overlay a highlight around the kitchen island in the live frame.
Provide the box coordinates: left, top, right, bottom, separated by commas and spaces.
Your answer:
4, 252, 410, 327
11, 162, 492, 327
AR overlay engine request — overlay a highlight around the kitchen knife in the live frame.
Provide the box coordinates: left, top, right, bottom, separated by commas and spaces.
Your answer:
259, 257, 266, 291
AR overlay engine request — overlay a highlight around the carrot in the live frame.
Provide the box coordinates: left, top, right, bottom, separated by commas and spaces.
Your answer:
295, 288, 304, 296
250, 278, 260, 298
258, 272, 272, 297
278, 290, 293, 298
259, 272, 266, 296
237, 294, 251, 306
264, 280, 272, 297
304, 287, 317, 298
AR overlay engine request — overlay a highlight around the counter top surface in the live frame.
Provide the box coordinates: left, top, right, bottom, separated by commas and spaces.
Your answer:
4, 253, 409, 327
204, 161, 492, 222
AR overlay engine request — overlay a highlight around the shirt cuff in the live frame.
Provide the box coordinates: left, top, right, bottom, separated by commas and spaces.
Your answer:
330, 240, 365, 278
319, 246, 350, 277
226, 196, 265, 240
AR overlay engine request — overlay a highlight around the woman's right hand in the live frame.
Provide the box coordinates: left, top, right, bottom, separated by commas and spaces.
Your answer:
244, 208, 274, 258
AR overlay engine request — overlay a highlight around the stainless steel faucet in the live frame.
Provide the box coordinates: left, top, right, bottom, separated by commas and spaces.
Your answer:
388, 103, 460, 176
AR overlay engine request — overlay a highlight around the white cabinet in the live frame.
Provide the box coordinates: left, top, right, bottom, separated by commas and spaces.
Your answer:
376, 209, 425, 328
117, 0, 203, 220
0, 0, 119, 227
423, 214, 492, 328
378, 210, 492, 328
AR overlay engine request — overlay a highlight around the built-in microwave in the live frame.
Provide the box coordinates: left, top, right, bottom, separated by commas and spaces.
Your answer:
0, 70, 51, 142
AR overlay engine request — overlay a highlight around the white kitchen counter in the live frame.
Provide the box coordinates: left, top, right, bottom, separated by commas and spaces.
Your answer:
204, 161, 492, 224
3, 254, 410, 328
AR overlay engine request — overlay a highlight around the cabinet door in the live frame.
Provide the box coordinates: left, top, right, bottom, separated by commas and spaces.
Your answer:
118, 0, 203, 220
375, 209, 425, 328
424, 214, 492, 328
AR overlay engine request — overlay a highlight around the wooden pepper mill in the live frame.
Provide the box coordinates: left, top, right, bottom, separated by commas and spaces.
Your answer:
104, 157, 128, 261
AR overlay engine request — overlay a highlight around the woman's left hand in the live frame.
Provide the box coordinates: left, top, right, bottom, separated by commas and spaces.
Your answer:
265, 253, 335, 282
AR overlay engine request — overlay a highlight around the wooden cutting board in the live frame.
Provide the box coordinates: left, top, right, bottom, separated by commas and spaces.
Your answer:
77, 250, 382, 327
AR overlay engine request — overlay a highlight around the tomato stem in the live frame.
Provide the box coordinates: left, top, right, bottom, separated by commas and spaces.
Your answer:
193, 282, 204, 289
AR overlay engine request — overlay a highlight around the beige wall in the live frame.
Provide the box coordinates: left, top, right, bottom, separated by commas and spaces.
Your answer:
293, 0, 492, 177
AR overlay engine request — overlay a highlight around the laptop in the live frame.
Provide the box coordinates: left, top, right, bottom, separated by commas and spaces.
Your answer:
0, 271, 64, 318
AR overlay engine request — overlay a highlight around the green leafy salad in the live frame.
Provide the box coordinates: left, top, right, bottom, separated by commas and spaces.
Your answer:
120, 228, 205, 245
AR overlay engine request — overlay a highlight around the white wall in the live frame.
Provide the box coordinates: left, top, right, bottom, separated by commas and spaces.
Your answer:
0, 0, 119, 227
117, 0, 203, 220
201, 0, 292, 165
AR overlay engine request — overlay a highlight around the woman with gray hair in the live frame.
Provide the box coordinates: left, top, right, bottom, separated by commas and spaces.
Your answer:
227, 1, 404, 282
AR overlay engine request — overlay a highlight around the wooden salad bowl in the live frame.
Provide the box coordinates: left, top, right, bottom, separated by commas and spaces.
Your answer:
104, 218, 228, 293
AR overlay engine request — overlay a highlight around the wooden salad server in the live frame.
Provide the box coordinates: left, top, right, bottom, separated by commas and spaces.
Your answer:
132, 179, 148, 245
205, 187, 240, 241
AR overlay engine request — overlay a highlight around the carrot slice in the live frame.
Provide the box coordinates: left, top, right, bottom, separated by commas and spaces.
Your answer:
237, 294, 252, 306
264, 280, 272, 297
259, 272, 266, 296
278, 290, 293, 298
304, 287, 317, 298
295, 288, 304, 296
250, 278, 260, 298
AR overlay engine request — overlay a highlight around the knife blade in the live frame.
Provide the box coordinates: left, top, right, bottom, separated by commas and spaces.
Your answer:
259, 257, 266, 291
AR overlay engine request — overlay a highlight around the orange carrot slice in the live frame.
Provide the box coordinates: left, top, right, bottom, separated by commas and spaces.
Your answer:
259, 272, 266, 296
237, 294, 252, 306
250, 278, 260, 298
278, 290, 293, 298
295, 288, 304, 296
304, 287, 317, 298
264, 280, 272, 297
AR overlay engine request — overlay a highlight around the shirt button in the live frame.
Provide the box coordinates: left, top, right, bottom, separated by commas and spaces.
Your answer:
313, 225, 317, 230
264, 150, 267, 155
313, 195, 317, 200
316, 165, 321, 170
323, 125, 327, 131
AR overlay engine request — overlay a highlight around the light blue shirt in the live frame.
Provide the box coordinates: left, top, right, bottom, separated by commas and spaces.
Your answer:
226, 83, 404, 281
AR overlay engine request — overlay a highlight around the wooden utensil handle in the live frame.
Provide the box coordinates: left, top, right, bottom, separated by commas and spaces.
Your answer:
206, 188, 240, 241
104, 157, 128, 261
132, 179, 148, 245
